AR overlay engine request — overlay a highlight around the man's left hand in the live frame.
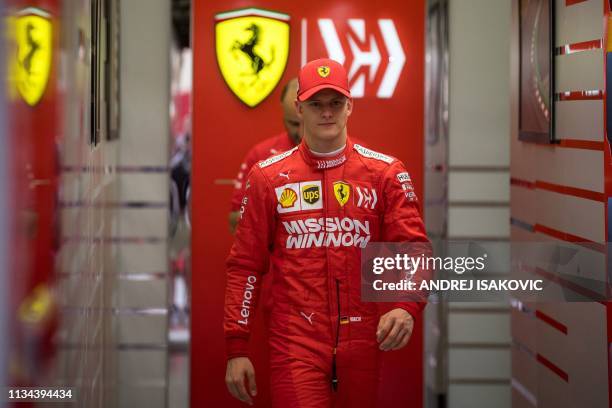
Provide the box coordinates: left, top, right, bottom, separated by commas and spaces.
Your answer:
376, 308, 414, 351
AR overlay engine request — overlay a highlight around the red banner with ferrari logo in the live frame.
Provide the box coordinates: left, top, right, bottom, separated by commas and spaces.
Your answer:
192, 1, 425, 406
5, 0, 60, 395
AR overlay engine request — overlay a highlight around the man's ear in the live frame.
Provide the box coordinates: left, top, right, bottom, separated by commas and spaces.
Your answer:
294, 99, 303, 118
346, 97, 353, 117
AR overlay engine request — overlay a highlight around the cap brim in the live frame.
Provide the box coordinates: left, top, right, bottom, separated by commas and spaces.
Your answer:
297, 84, 351, 101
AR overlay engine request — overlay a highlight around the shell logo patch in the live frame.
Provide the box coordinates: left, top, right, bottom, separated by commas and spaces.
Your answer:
279, 188, 298, 208
317, 66, 330, 78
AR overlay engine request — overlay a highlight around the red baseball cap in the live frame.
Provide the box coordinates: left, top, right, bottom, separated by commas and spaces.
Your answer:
297, 58, 351, 101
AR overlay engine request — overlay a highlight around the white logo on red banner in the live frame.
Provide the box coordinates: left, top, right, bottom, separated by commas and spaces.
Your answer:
312, 19, 405, 98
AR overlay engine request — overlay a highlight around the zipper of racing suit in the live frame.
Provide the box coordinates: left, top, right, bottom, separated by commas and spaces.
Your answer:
331, 155, 348, 393
322, 165, 341, 392
319, 145, 349, 392
331, 279, 340, 391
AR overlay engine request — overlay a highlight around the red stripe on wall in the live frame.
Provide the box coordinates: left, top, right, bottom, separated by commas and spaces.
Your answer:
533, 224, 606, 253
556, 90, 604, 101
534, 180, 606, 202
511, 178, 604, 202
510, 178, 535, 189
555, 39, 603, 55
565, 0, 588, 5
535, 310, 569, 334
558, 139, 605, 151
537, 353, 569, 382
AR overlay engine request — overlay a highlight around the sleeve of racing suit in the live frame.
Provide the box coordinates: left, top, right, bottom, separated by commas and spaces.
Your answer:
381, 160, 430, 321
224, 164, 276, 359
229, 147, 260, 211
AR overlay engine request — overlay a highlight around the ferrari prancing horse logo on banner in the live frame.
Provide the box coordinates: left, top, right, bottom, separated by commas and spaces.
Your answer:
8, 8, 53, 106
215, 8, 290, 107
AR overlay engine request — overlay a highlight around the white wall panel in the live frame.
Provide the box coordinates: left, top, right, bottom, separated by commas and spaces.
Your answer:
119, 386, 166, 408
449, 313, 511, 344
555, 99, 603, 141
117, 315, 167, 344
447, 1, 512, 406
448, 207, 510, 238
449, 349, 511, 379
510, 143, 603, 192
117, 208, 168, 238
117, 2, 171, 405
534, 189, 604, 242
449, 385, 511, 408
449, 172, 510, 202
555, 0, 604, 46
118, 350, 167, 385
119, 173, 169, 202
117, 279, 168, 309
556, 49, 604, 92
120, 0, 171, 167
449, 0, 511, 167
119, 243, 167, 273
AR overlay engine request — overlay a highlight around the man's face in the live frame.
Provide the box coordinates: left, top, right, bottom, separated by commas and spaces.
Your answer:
296, 89, 352, 143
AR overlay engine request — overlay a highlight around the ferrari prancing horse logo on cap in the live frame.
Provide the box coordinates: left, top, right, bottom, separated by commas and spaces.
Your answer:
317, 66, 330, 78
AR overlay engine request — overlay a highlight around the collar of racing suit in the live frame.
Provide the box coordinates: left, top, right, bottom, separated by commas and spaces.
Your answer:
309, 144, 346, 157
298, 136, 354, 170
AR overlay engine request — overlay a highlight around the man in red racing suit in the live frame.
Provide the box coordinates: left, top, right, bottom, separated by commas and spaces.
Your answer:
224, 58, 429, 407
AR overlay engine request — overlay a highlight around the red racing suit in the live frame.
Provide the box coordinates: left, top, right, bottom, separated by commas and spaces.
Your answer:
230, 132, 297, 315
230, 132, 296, 212
224, 137, 429, 407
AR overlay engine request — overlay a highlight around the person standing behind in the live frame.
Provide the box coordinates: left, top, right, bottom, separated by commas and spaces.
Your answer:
228, 78, 301, 234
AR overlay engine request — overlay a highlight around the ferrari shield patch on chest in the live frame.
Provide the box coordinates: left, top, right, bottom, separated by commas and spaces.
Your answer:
215, 8, 290, 108
10, 8, 53, 107
333, 181, 351, 207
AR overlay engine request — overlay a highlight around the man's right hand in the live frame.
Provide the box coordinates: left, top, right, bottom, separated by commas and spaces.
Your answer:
225, 357, 257, 405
